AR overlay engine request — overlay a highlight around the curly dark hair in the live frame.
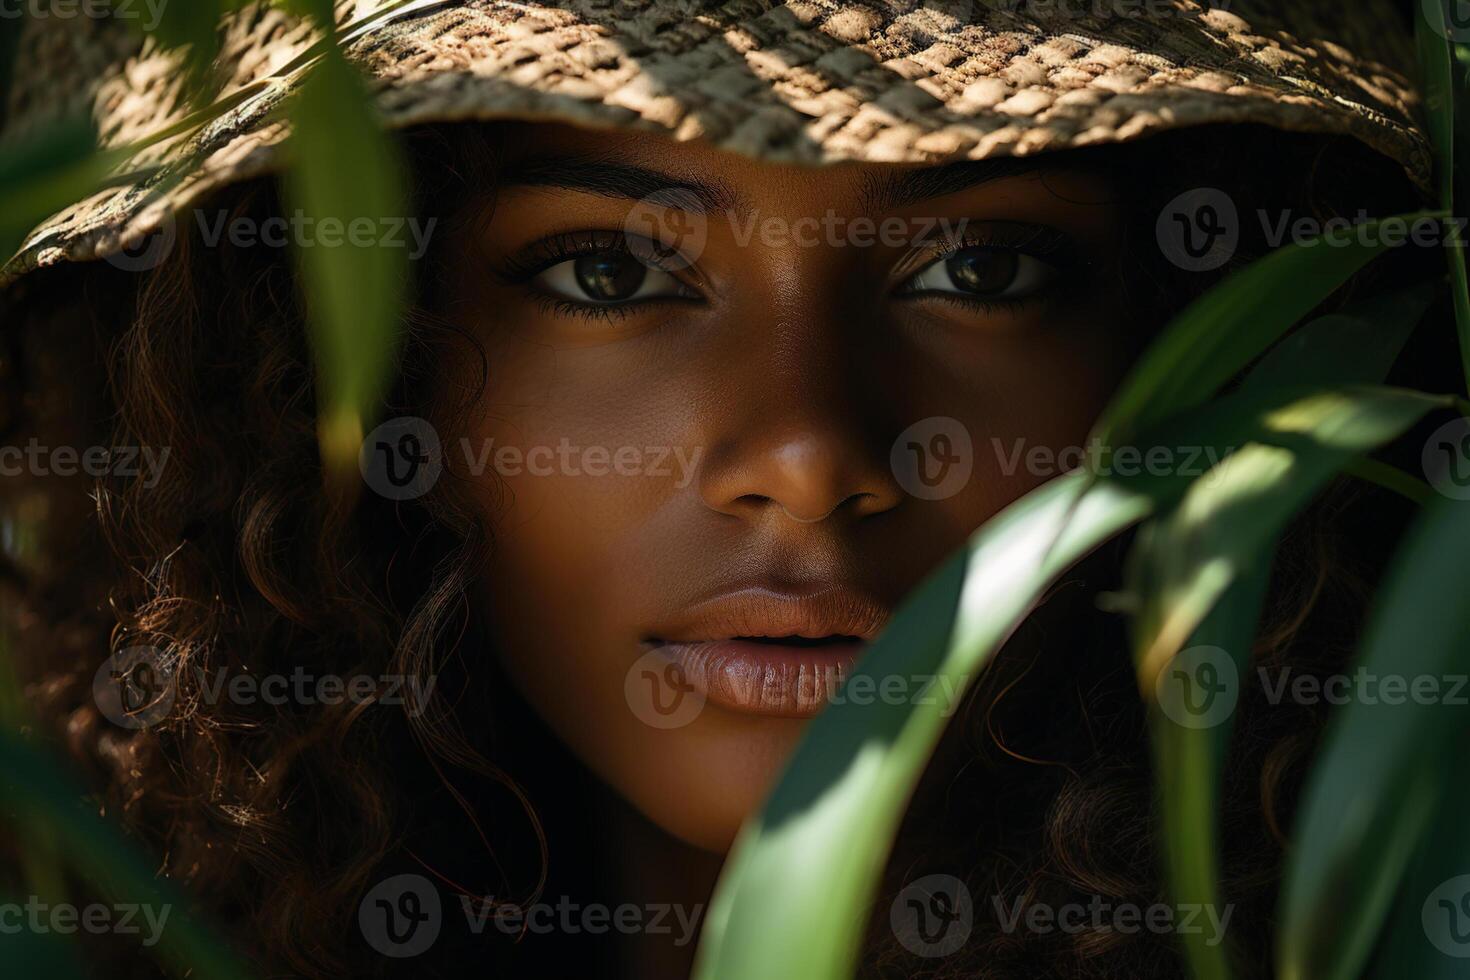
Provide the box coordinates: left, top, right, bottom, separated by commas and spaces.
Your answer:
0, 120, 1441, 978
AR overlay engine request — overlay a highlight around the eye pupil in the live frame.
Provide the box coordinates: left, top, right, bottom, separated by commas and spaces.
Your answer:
575, 251, 646, 301
945, 248, 1019, 295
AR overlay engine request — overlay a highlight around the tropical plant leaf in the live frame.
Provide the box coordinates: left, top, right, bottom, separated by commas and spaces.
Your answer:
281, 45, 409, 476
1279, 497, 1470, 980
695, 471, 1155, 980
1366, 733, 1470, 980
1418, 0, 1470, 395
1240, 282, 1437, 396
0, 734, 253, 980
0, 119, 110, 261
1131, 386, 1447, 686
1091, 216, 1434, 448
1146, 561, 1269, 980
0, 925, 90, 980
1141, 281, 1443, 980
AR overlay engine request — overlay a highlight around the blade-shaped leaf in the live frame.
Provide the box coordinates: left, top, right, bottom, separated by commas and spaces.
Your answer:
281, 46, 409, 475
1143, 282, 1438, 980
1132, 387, 1448, 686
1365, 733, 1470, 980
1279, 497, 1470, 980
1147, 562, 1270, 980
0, 119, 112, 261
695, 471, 1154, 980
1092, 216, 1435, 448
0, 734, 253, 980
1240, 282, 1437, 396
1419, 0, 1470, 394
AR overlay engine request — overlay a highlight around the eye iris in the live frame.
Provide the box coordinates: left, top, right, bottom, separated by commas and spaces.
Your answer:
945, 248, 1019, 295
574, 251, 646, 301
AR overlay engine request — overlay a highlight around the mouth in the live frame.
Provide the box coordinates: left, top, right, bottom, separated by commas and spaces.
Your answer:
642, 585, 890, 718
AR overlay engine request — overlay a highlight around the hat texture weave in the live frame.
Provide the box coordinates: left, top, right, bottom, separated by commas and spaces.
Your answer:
0, 0, 1430, 285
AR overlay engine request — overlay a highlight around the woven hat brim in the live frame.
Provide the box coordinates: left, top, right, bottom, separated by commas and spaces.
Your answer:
0, 0, 1430, 287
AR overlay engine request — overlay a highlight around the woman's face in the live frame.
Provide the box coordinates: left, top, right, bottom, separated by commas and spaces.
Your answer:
440, 122, 1132, 851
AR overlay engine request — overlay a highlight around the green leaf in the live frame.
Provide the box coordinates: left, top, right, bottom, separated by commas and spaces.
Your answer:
0, 926, 90, 979
1091, 216, 1434, 449
1279, 497, 1470, 980
281, 0, 335, 21
1239, 282, 1437, 396
1140, 283, 1442, 980
695, 471, 1154, 980
280, 47, 410, 475
1143, 560, 1268, 980
1132, 386, 1447, 687
1419, 0, 1470, 395
0, 733, 253, 980
132, 0, 225, 92
1367, 733, 1470, 980
0, 119, 111, 260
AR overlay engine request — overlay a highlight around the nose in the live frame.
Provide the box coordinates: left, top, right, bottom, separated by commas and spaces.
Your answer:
697, 340, 904, 526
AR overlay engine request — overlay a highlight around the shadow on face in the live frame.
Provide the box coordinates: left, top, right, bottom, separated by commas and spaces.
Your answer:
434, 120, 1133, 851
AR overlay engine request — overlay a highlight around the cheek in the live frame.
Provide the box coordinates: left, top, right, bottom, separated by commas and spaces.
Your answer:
898, 311, 1133, 532
454, 346, 789, 850
447, 302, 1130, 852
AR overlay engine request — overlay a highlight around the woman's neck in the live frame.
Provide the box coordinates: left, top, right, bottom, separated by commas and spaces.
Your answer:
597, 779, 725, 980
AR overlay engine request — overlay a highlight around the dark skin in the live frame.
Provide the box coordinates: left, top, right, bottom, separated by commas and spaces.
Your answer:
437, 121, 1133, 971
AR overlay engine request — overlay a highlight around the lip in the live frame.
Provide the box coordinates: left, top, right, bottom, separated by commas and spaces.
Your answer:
643, 585, 891, 718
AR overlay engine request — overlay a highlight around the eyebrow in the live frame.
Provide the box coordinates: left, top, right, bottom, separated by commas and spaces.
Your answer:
859, 158, 1043, 212
497, 153, 1050, 216
499, 155, 740, 214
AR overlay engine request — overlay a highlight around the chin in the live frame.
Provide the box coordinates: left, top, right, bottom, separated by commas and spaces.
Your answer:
602, 709, 815, 854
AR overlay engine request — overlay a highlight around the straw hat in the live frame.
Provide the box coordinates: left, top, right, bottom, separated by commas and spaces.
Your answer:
0, 0, 1430, 287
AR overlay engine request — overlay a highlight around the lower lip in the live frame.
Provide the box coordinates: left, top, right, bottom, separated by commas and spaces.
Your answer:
648, 639, 866, 718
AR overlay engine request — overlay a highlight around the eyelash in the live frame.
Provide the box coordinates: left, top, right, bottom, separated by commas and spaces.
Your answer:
894, 224, 1079, 314
497, 223, 1080, 322
497, 229, 692, 323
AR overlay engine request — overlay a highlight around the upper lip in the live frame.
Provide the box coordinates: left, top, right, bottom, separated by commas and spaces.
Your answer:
645, 583, 891, 644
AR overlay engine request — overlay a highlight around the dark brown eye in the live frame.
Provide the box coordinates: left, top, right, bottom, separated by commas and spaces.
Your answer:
944, 248, 1020, 295
903, 246, 1058, 303
533, 243, 691, 309
573, 251, 648, 301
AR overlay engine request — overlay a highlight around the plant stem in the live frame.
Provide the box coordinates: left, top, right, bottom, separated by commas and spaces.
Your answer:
1345, 458, 1435, 506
